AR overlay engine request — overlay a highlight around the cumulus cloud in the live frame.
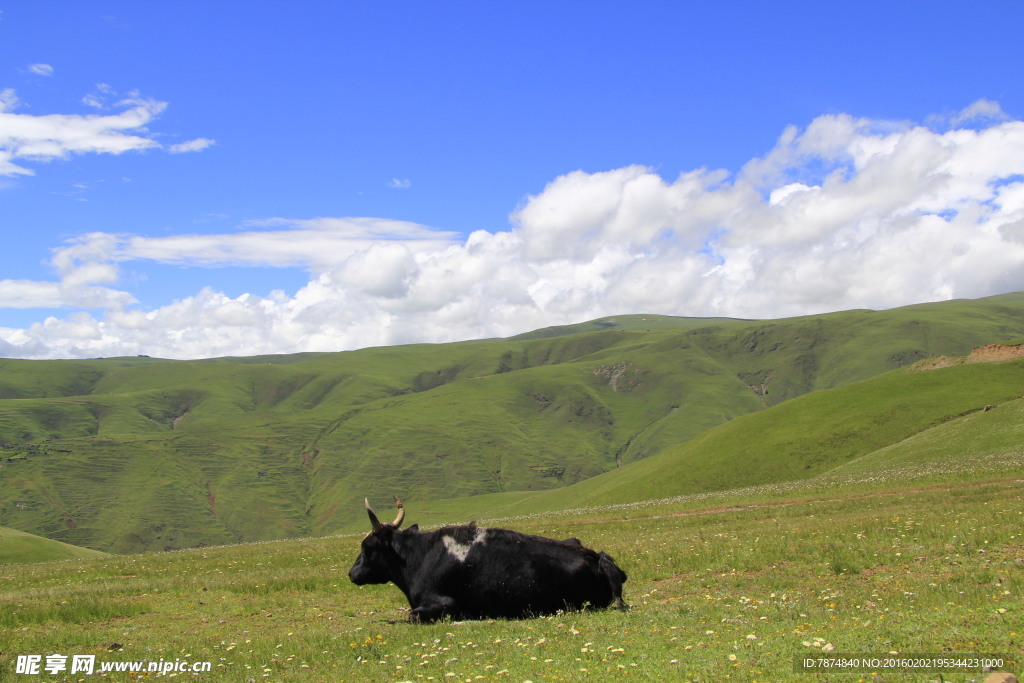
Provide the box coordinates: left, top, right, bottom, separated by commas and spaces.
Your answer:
3, 101, 1024, 359
0, 215, 457, 314
27, 63, 54, 77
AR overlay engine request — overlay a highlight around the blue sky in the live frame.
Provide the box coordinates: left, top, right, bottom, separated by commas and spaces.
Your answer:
2, 2, 1024, 359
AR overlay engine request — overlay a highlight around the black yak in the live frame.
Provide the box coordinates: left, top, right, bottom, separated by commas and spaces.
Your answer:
348, 497, 628, 622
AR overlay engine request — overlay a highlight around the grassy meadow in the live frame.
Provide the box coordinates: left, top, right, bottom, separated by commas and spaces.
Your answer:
1, 457, 1021, 681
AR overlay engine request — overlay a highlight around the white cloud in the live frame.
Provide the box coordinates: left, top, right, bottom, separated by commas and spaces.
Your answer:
0, 280, 64, 309
0, 91, 166, 175
169, 137, 216, 154
27, 63, 54, 77
118, 217, 457, 269
331, 242, 419, 298
3, 106, 1024, 359
0, 217, 458, 317
0, 87, 213, 176
0, 88, 21, 112
81, 83, 116, 110
388, 177, 412, 189
925, 99, 1012, 131
0, 276, 134, 311
949, 99, 1009, 125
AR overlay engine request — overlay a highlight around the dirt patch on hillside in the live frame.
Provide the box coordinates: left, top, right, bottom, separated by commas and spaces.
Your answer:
911, 343, 1024, 371
909, 355, 963, 371
966, 343, 1024, 363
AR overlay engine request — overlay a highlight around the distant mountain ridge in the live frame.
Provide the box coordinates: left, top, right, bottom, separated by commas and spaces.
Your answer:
2, 291, 1024, 555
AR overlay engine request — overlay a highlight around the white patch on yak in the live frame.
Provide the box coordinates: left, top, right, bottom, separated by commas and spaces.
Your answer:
442, 526, 487, 562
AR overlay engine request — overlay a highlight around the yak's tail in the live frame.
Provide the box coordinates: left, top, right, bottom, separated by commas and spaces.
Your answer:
598, 551, 629, 610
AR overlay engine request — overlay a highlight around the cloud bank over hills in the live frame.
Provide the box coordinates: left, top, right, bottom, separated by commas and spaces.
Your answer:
2, 102, 1023, 359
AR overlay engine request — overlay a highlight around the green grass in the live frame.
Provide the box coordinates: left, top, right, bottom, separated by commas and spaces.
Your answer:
0, 469, 1019, 681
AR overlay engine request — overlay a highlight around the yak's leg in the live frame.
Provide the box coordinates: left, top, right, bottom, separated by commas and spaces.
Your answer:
598, 552, 629, 610
409, 595, 457, 623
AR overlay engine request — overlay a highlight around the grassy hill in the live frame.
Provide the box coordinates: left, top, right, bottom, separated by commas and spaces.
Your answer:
0, 524, 108, 564
347, 351, 1024, 530
2, 291, 1024, 554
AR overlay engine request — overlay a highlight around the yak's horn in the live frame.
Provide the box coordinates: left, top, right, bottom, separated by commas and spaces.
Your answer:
365, 496, 404, 531
392, 496, 405, 528
365, 497, 383, 532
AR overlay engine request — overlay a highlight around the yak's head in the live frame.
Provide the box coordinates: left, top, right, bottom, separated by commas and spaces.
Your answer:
348, 496, 407, 585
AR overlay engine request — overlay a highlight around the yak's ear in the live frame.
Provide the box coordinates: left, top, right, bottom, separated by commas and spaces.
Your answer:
406, 524, 420, 532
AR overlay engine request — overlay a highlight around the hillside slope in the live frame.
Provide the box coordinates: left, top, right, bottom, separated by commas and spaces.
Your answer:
1, 292, 1023, 552
537, 357, 1024, 505
387, 356, 1024, 528
0, 525, 108, 564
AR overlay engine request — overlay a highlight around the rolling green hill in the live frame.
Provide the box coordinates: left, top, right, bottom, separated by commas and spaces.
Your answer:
2, 291, 1024, 554
394, 355, 1024, 528
0, 524, 108, 564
